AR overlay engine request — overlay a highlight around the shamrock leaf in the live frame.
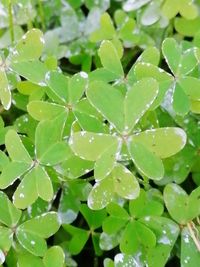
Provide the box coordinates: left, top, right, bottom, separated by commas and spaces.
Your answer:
164, 184, 200, 224
16, 212, 60, 256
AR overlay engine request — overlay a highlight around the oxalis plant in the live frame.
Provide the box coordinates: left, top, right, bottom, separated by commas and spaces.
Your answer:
1, 4, 200, 267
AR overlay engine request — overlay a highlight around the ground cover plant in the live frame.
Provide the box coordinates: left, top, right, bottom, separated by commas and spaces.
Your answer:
1, 0, 200, 266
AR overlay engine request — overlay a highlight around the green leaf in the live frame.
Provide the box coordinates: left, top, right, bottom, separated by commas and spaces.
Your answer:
128, 140, 164, 180
13, 165, 53, 209
137, 47, 160, 66
62, 224, 89, 255
191, 100, 200, 113
141, 216, 180, 267
164, 184, 200, 224
103, 203, 129, 234
11, 60, 48, 85
175, 17, 200, 37
0, 161, 30, 189
0, 191, 21, 227
68, 72, 88, 105
10, 29, 44, 62
60, 155, 94, 179
35, 113, 69, 165
162, 38, 181, 75
123, 0, 151, 11
130, 127, 187, 158
98, 40, 124, 78
43, 246, 65, 267
90, 13, 115, 42
0, 226, 13, 252
114, 253, 140, 267
5, 130, 32, 164
161, 0, 179, 19
120, 221, 156, 254
94, 140, 120, 180
112, 164, 140, 200
173, 83, 190, 115
27, 101, 66, 121
134, 63, 173, 108
0, 69, 11, 110
88, 177, 114, 210
181, 227, 200, 267
0, 250, 5, 265
80, 204, 107, 230
17, 252, 44, 267
69, 131, 120, 161
129, 189, 163, 218
87, 81, 124, 133
58, 186, 80, 224
179, 76, 200, 101
124, 78, 159, 132
16, 212, 60, 256
45, 71, 69, 104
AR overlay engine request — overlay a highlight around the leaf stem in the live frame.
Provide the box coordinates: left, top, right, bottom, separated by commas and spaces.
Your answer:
187, 222, 200, 252
8, 0, 14, 44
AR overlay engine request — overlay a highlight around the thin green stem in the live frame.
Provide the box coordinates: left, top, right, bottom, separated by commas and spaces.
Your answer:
8, 0, 14, 44
38, 0, 45, 31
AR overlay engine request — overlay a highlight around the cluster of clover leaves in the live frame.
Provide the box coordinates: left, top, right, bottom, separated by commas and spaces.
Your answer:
0, 1, 200, 265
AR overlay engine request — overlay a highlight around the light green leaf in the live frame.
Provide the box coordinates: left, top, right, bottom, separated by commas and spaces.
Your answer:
164, 184, 200, 224
162, 38, 181, 75
123, 0, 151, 11
88, 177, 114, 210
59, 155, 94, 179
5, 129, 32, 164
35, 113, 69, 165
0, 191, 21, 227
130, 127, 187, 158
69, 131, 120, 161
161, 0, 179, 19
0, 161, 30, 189
0, 69, 11, 110
68, 72, 88, 105
94, 140, 120, 181
58, 186, 80, 224
13, 166, 53, 209
43, 246, 65, 267
10, 29, 44, 62
114, 253, 140, 267
191, 100, 200, 113
87, 81, 124, 133
16, 212, 60, 256
179, 76, 200, 101
173, 83, 190, 115
120, 221, 156, 254
175, 17, 200, 37
141, 216, 180, 267
27, 101, 66, 121
45, 71, 69, 104
181, 227, 200, 267
124, 78, 159, 132
90, 13, 115, 42
17, 252, 44, 267
0, 226, 13, 252
137, 47, 160, 66
98, 40, 124, 78
113, 164, 140, 200
128, 140, 164, 180
11, 60, 48, 85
